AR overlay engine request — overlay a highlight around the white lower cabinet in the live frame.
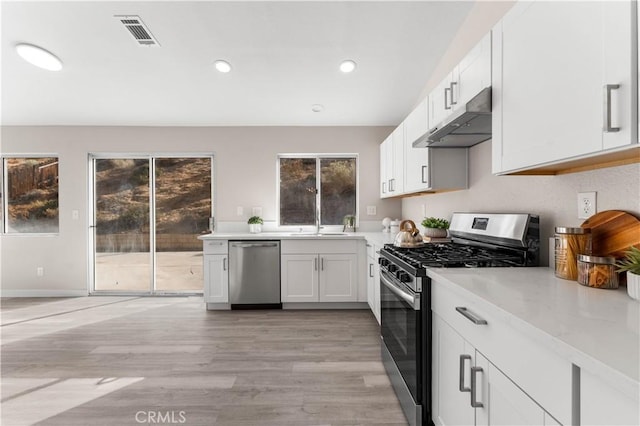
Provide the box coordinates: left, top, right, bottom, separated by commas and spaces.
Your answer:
204, 254, 228, 304
432, 278, 569, 425
433, 314, 557, 426
366, 242, 381, 324
281, 240, 359, 303
580, 368, 640, 426
281, 254, 319, 302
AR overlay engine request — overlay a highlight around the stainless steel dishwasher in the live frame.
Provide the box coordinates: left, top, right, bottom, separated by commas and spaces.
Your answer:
228, 240, 282, 309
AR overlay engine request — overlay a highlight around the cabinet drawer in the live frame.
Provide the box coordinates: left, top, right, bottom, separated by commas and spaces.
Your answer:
203, 240, 228, 254
281, 239, 358, 254
431, 279, 572, 425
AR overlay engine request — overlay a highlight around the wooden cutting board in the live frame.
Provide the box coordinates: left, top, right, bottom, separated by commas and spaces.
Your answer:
581, 210, 640, 258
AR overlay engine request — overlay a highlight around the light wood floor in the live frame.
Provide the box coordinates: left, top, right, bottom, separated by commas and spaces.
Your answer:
1, 297, 407, 425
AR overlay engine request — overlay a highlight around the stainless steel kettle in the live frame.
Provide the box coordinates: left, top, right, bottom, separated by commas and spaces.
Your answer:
393, 220, 425, 248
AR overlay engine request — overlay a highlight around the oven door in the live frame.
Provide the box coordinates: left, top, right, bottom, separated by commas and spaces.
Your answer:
380, 269, 422, 425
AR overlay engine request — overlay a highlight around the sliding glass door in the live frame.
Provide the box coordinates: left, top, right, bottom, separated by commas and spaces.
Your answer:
91, 155, 213, 294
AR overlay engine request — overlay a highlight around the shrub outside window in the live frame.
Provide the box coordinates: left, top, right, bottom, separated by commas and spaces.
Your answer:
3, 157, 59, 234
279, 155, 357, 227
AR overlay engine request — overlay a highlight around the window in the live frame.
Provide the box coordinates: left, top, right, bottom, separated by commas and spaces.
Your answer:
279, 155, 357, 227
2, 157, 59, 233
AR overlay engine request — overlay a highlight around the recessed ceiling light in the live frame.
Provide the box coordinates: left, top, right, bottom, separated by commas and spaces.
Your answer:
15, 43, 62, 71
214, 60, 231, 73
339, 60, 357, 73
311, 104, 324, 113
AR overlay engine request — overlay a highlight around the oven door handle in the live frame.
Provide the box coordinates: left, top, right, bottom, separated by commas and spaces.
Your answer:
381, 271, 421, 310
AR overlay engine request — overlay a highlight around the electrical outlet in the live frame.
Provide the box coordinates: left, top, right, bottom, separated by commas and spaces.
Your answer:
72, 210, 79, 220
236, 206, 244, 216
366, 206, 376, 216
252, 207, 262, 217
578, 192, 596, 219
36, 267, 44, 277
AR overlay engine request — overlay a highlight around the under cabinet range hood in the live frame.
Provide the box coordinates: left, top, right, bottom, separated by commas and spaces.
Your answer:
413, 87, 492, 148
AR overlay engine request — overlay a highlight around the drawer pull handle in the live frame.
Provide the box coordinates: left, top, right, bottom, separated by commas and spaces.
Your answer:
369, 263, 374, 278
459, 354, 471, 393
456, 307, 487, 325
470, 366, 484, 408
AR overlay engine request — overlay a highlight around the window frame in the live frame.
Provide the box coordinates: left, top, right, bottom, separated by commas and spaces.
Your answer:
276, 153, 359, 230
2, 154, 60, 236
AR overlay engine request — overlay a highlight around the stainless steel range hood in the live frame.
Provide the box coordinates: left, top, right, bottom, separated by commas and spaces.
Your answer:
413, 87, 492, 148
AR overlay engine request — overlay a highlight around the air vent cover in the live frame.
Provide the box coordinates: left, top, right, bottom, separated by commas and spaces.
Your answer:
115, 15, 159, 46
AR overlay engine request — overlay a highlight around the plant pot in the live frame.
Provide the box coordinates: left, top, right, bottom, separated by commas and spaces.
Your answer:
249, 224, 262, 234
422, 227, 448, 238
626, 271, 640, 302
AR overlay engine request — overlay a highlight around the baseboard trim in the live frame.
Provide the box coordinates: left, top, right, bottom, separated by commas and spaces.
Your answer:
283, 302, 369, 310
0, 289, 88, 298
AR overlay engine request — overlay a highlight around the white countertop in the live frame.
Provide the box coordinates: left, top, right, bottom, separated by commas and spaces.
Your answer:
427, 267, 640, 398
198, 231, 397, 244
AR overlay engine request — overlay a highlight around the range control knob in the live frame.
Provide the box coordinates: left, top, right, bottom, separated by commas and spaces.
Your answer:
378, 258, 389, 267
396, 271, 411, 283
388, 264, 398, 273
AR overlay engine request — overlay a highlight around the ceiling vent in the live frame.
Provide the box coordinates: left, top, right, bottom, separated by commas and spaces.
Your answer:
115, 15, 160, 46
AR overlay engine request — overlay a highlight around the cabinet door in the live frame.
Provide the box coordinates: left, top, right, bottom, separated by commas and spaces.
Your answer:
456, 33, 491, 108
494, 1, 635, 173
429, 74, 454, 128
581, 368, 640, 426
319, 254, 357, 302
476, 352, 546, 426
432, 315, 475, 426
380, 138, 389, 198
204, 254, 228, 303
281, 254, 318, 302
405, 135, 430, 193
366, 255, 375, 313
373, 249, 381, 324
404, 99, 429, 145
390, 125, 405, 194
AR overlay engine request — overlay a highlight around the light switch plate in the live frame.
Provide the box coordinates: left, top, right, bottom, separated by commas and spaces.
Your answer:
252, 207, 262, 217
236, 206, 244, 216
366, 206, 376, 216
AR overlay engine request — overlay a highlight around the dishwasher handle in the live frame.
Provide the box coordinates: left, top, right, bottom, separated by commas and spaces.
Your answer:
231, 242, 279, 248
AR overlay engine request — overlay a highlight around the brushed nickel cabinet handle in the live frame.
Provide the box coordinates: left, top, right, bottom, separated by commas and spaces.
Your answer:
459, 354, 472, 392
603, 84, 621, 132
314, 257, 318, 271
471, 366, 484, 408
444, 87, 452, 110
450, 81, 458, 106
421, 165, 428, 183
223, 257, 227, 271
456, 307, 487, 325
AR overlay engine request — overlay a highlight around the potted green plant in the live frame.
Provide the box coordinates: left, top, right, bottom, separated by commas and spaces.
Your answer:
343, 215, 356, 232
617, 246, 640, 302
421, 217, 450, 238
248, 216, 263, 234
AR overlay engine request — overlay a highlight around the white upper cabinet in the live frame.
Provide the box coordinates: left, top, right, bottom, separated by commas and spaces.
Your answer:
379, 136, 390, 197
404, 99, 429, 147
492, 0, 637, 174
429, 33, 492, 131
455, 33, 492, 110
391, 125, 405, 195
380, 126, 405, 198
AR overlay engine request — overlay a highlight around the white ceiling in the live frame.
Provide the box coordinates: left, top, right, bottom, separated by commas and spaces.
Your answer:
1, 1, 474, 126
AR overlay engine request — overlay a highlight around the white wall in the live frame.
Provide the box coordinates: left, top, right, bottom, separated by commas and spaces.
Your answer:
0, 126, 401, 295
402, 141, 640, 265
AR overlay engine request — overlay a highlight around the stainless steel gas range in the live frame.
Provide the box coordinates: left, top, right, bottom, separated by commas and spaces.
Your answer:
379, 213, 540, 426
